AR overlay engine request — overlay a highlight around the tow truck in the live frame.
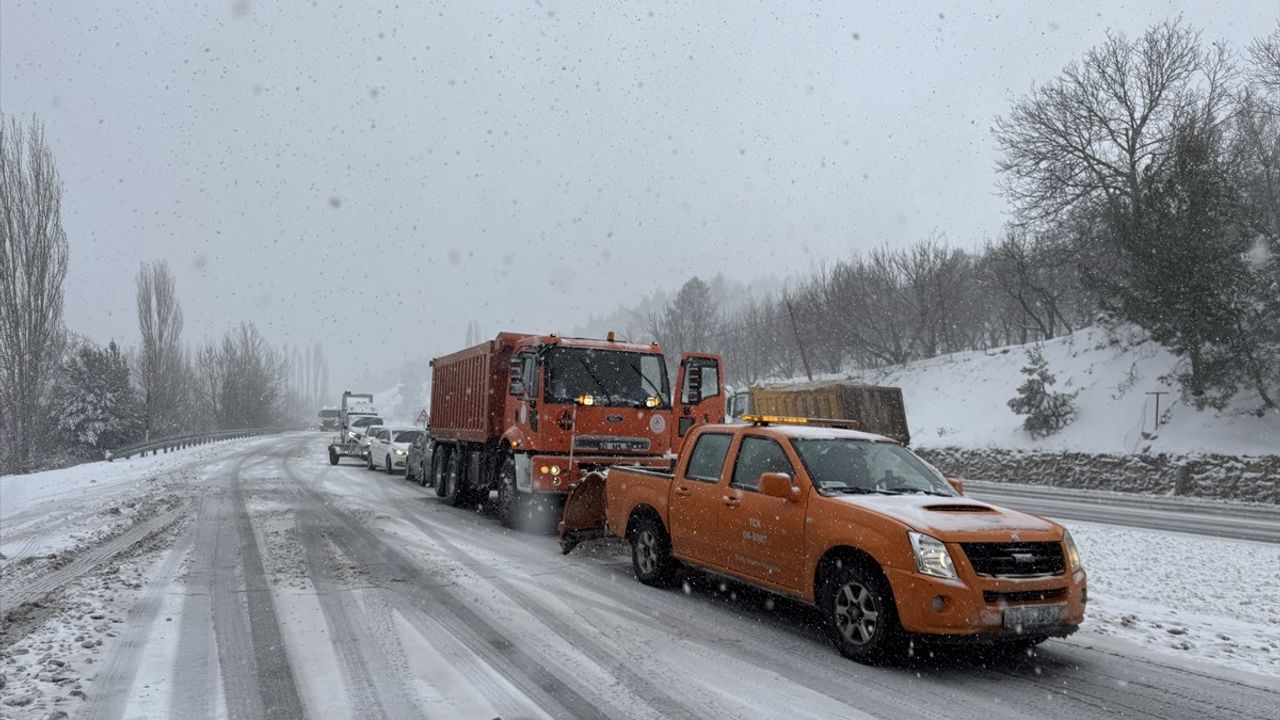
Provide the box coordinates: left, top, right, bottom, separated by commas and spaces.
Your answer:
558, 415, 1086, 664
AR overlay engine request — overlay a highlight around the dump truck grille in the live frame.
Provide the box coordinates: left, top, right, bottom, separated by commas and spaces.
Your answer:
960, 542, 1065, 577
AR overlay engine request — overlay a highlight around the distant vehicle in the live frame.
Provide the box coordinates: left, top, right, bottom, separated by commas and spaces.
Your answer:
560, 416, 1085, 664
726, 381, 910, 445
327, 391, 384, 465
367, 426, 423, 474
405, 433, 432, 486
425, 331, 723, 529
318, 407, 340, 431
358, 424, 384, 460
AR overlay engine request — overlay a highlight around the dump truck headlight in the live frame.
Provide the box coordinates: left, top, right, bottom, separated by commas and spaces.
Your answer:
908, 531, 957, 579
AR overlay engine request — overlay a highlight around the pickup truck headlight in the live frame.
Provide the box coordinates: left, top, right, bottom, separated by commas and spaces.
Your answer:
1063, 529, 1082, 572
347, 431, 357, 439
908, 531, 957, 579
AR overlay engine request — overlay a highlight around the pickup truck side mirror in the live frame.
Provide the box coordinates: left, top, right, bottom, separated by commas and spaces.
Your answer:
759, 472, 799, 501
946, 476, 964, 495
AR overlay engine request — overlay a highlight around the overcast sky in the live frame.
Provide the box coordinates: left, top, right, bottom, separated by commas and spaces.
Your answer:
2, 0, 1274, 390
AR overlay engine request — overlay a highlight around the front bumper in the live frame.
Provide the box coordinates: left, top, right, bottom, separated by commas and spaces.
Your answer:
886, 566, 1087, 639
526, 453, 675, 493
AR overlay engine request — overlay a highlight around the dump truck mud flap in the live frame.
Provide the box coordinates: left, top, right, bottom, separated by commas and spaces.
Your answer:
557, 471, 608, 554
515, 453, 532, 492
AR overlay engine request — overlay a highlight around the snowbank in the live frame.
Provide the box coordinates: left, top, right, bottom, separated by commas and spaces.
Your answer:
853, 326, 1279, 456
0, 434, 283, 522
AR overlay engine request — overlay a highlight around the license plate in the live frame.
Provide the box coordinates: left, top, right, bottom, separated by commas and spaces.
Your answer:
1003, 604, 1063, 631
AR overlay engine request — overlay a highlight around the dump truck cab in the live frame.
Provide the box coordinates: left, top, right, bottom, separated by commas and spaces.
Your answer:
427, 332, 724, 528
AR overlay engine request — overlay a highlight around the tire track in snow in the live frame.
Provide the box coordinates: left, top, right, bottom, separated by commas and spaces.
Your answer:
0, 508, 182, 615
169, 495, 222, 720
369, 478, 710, 720
281, 452, 609, 719
81, 527, 195, 720
286, 481, 421, 720
227, 456, 306, 720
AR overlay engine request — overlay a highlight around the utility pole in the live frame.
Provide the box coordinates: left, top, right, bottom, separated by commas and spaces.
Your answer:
1145, 390, 1169, 429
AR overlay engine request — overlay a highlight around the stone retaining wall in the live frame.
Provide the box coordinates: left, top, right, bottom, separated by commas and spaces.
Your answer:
913, 447, 1280, 504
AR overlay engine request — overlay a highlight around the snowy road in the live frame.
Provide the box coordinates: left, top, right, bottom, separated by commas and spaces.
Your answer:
966, 481, 1280, 543
2, 433, 1276, 719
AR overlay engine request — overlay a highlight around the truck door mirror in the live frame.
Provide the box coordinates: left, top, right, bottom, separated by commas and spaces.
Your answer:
946, 476, 965, 495
508, 357, 525, 396
759, 472, 799, 501
684, 364, 703, 405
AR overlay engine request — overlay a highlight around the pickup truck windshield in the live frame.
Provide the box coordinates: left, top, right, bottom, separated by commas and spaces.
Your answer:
791, 439, 955, 496
351, 416, 384, 429
543, 347, 670, 407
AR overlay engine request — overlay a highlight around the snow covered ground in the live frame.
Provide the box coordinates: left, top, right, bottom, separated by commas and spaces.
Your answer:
847, 325, 1280, 456
1068, 519, 1280, 677
2, 434, 1276, 719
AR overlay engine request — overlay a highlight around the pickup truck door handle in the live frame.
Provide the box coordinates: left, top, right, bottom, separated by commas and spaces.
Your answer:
674, 486, 692, 498
721, 496, 740, 508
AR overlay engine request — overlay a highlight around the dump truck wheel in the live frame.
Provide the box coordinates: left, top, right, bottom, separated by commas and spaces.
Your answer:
328, 448, 339, 466
630, 517, 677, 587
820, 562, 903, 665
443, 450, 468, 507
496, 455, 526, 530
431, 446, 448, 497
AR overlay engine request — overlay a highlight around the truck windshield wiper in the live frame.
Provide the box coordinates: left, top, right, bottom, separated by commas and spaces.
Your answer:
625, 361, 665, 401
832, 486, 897, 495
883, 487, 952, 496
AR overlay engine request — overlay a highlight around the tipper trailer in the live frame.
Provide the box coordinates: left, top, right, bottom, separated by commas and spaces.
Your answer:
727, 380, 910, 444
426, 332, 723, 528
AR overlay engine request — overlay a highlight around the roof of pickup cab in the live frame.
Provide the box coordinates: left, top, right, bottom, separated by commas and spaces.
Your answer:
711, 422, 898, 444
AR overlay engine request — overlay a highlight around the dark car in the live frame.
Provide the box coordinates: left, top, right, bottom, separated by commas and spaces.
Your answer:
405, 433, 432, 486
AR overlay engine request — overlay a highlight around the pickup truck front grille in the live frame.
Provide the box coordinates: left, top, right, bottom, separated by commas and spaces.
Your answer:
960, 542, 1065, 578
983, 587, 1067, 605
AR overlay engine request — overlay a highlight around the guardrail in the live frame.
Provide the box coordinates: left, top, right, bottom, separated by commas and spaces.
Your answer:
106, 426, 303, 461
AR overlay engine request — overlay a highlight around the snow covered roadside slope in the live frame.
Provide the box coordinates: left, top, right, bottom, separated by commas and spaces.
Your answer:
0, 434, 283, 523
858, 325, 1278, 456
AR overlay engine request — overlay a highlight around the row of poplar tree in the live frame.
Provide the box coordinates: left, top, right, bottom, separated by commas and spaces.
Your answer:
0, 119, 329, 474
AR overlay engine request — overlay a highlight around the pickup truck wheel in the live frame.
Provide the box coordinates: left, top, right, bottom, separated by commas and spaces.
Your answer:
630, 518, 677, 587
496, 455, 526, 530
821, 563, 903, 664
328, 448, 339, 465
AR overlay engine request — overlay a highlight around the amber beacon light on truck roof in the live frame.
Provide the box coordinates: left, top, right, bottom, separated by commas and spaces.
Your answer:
741, 415, 863, 430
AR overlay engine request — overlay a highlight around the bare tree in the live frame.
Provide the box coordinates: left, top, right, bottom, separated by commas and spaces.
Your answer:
135, 261, 185, 439
0, 116, 69, 473
994, 19, 1231, 232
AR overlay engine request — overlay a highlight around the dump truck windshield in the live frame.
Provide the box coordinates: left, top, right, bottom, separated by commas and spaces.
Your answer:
543, 347, 670, 408
791, 439, 955, 496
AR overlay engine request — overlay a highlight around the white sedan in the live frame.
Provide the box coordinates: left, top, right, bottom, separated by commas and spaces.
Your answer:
367, 426, 424, 474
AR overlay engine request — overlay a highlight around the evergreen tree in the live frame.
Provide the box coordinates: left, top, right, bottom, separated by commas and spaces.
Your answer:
50, 340, 142, 456
1008, 347, 1077, 438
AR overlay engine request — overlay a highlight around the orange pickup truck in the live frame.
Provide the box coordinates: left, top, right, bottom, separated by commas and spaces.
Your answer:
559, 418, 1087, 663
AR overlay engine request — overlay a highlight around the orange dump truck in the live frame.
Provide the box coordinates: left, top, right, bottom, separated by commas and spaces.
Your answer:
559, 417, 1086, 663
427, 332, 724, 528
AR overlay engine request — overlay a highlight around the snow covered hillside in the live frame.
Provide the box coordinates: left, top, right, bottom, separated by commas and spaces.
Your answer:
853, 326, 1279, 456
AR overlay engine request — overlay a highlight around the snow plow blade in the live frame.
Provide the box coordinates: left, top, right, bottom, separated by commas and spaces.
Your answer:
557, 471, 608, 554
